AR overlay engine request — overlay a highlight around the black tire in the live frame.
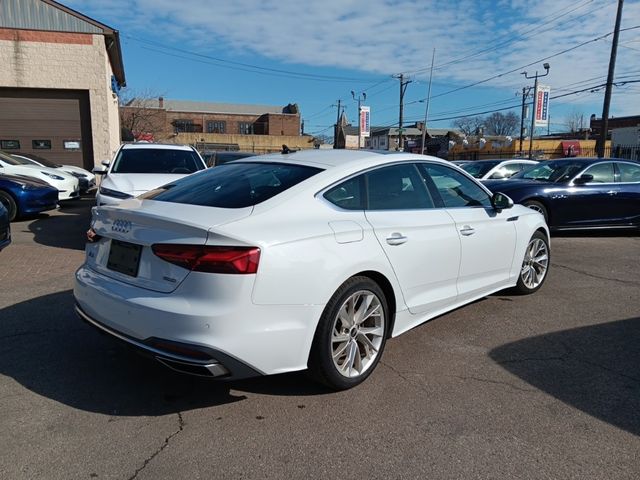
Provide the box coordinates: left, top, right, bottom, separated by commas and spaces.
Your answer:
513, 231, 550, 295
308, 276, 389, 390
0, 190, 17, 222
523, 200, 548, 224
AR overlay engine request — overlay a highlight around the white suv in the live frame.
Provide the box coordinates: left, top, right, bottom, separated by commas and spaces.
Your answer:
95, 144, 206, 206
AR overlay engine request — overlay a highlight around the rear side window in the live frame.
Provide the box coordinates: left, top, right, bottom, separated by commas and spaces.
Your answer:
112, 148, 204, 174
324, 176, 364, 210
145, 162, 323, 208
616, 162, 640, 183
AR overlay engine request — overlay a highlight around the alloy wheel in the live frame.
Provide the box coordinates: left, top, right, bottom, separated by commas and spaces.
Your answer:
331, 290, 385, 378
521, 238, 549, 289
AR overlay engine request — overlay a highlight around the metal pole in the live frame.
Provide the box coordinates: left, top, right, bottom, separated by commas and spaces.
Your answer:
421, 48, 436, 155
529, 75, 538, 160
357, 96, 362, 149
519, 87, 527, 155
333, 99, 341, 149
398, 73, 404, 151
596, 0, 624, 158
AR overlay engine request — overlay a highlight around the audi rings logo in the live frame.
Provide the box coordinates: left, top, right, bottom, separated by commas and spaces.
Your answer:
112, 219, 132, 234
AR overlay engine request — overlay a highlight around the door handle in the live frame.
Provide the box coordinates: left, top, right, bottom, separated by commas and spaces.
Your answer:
606, 190, 618, 195
460, 225, 475, 236
386, 233, 408, 245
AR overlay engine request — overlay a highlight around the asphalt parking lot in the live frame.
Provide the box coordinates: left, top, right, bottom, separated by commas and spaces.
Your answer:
1, 199, 639, 480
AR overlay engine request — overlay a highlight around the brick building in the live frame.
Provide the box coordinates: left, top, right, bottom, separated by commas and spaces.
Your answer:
590, 114, 640, 139
0, 0, 125, 169
120, 98, 307, 153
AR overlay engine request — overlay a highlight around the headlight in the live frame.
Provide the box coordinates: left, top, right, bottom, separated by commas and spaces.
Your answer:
19, 183, 40, 190
99, 186, 133, 199
70, 171, 88, 178
41, 171, 65, 181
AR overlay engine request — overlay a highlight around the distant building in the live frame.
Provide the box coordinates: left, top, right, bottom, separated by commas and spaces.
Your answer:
0, 0, 126, 169
120, 98, 312, 153
590, 114, 640, 139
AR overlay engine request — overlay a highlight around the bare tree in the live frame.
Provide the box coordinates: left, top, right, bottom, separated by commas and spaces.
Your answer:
118, 88, 168, 141
452, 116, 484, 136
483, 112, 519, 136
564, 108, 585, 133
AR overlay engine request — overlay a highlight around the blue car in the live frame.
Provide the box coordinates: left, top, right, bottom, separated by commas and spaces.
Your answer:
0, 173, 59, 222
482, 158, 640, 231
0, 202, 9, 250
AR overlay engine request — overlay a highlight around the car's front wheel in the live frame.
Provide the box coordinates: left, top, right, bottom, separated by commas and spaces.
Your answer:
0, 191, 17, 222
308, 276, 388, 390
514, 231, 550, 294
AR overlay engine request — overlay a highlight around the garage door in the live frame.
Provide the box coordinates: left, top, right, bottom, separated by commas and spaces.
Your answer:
0, 88, 93, 169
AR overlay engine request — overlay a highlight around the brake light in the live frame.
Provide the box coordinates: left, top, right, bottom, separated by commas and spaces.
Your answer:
151, 244, 260, 274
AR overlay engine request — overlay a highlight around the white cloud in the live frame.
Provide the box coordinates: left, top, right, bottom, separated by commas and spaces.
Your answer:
68, 0, 640, 115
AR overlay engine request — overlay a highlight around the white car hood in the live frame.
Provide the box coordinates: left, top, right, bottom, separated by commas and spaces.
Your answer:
14, 164, 77, 181
103, 173, 191, 195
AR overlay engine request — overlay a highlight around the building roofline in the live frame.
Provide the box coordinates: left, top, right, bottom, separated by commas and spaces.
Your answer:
42, 0, 126, 86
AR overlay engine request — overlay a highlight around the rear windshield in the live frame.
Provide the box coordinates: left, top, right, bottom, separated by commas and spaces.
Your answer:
112, 148, 204, 174
461, 161, 501, 178
144, 162, 323, 208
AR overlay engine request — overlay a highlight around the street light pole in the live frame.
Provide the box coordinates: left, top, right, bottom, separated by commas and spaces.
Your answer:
351, 91, 366, 149
522, 63, 550, 159
421, 48, 436, 155
518, 86, 532, 155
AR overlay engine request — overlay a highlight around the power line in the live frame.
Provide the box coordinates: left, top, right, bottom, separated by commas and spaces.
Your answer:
408, 0, 596, 75
127, 34, 381, 83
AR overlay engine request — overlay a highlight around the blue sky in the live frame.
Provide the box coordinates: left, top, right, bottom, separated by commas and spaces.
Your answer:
68, 0, 640, 138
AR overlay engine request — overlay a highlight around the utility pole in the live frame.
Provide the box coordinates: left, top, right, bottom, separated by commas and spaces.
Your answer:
333, 99, 342, 149
596, 0, 624, 158
420, 49, 436, 155
518, 86, 532, 155
394, 74, 412, 151
351, 91, 366, 149
522, 63, 550, 159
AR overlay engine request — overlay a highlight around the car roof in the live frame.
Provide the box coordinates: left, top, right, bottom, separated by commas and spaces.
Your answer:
235, 149, 450, 172
121, 143, 195, 151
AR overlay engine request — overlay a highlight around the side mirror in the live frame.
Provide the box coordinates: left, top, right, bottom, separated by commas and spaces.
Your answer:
492, 192, 514, 210
92, 166, 107, 175
573, 174, 593, 185
101, 160, 111, 167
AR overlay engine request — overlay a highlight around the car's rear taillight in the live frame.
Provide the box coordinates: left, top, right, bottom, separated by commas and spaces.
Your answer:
152, 244, 260, 274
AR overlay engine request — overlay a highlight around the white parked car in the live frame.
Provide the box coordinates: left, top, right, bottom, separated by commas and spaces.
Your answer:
95, 143, 206, 205
460, 159, 538, 180
0, 150, 79, 201
74, 150, 550, 389
11, 153, 95, 193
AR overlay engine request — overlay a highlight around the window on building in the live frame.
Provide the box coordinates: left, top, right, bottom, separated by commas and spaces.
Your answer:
173, 119, 199, 133
32, 140, 52, 150
206, 121, 226, 134
0, 140, 20, 150
238, 122, 254, 135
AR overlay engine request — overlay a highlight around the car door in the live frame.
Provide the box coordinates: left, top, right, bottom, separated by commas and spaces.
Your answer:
614, 162, 640, 224
363, 163, 461, 317
562, 162, 618, 227
418, 163, 518, 302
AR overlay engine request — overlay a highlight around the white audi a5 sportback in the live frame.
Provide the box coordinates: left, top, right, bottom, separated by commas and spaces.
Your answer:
75, 150, 550, 390
95, 143, 206, 205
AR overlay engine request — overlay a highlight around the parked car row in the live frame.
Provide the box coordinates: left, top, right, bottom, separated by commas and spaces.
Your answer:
0, 150, 95, 222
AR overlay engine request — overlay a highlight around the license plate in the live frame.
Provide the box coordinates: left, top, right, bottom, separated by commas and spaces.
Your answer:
107, 239, 142, 277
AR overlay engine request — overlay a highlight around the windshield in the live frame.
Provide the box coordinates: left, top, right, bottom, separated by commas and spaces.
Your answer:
16, 153, 59, 168
0, 151, 23, 166
461, 161, 501, 178
144, 162, 323, 208
111, 148, 205, 174
513, 160, 586, 183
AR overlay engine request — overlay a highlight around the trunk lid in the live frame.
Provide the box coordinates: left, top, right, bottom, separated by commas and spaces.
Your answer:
86, 199, 253, 293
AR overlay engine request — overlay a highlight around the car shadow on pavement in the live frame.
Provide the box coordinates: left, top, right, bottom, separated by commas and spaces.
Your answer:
27, 197, 93, 251
0, 291, 329, 416
490, 317, 640, 436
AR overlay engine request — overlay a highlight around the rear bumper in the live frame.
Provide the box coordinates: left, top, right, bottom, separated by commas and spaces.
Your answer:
74, 264, 323, 377
75, 303, 258, 378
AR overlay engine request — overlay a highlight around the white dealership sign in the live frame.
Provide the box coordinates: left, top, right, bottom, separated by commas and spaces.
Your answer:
534, 85, 550, 128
